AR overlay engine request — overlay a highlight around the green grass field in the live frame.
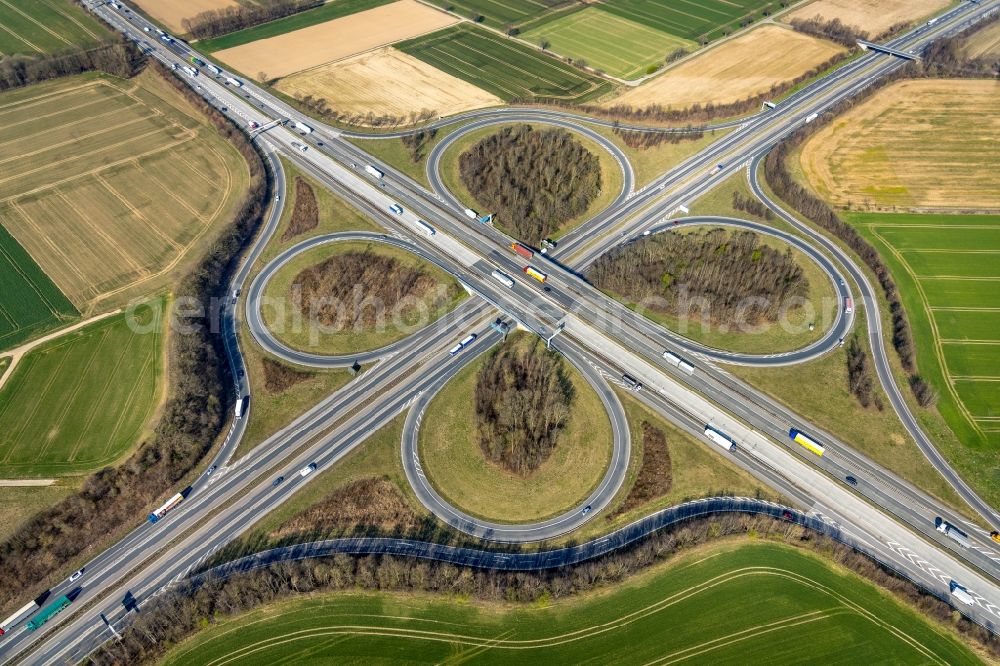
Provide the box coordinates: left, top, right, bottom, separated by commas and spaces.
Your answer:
420, 332, 612, 523
0, 222, 77, 352
523, 7, 695, 79
423, 0, 559, 30
0, 299, 163, 477
397, 24, 613, 103
848, 212, 1000, 452
162, 542, 978, 665
600, 0, 775, 41
196, 0, 394, 52
0, 0, 108, 56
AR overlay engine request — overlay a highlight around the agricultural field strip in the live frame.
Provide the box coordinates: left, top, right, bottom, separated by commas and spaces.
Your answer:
523, 9, 691, 79
400, 26, 605, 100
866, 221, 1000, 427
0, 0, 73, 50
600, 0, 769, 39
165, 557, 964, 665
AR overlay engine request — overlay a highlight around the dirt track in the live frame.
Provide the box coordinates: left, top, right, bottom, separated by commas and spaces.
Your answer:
784, 0, 950, 36
214, 0, 457, 80
276, 48, 501, 122
130, 0, 237, 33
607, 25, 843, 110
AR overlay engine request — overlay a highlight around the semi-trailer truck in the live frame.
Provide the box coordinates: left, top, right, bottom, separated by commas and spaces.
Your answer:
208, 64, 222, 76
25, 596, 71, 632
226, 76, 243, 88
190, 56, 205, 67
0, 600, 40, 635
449, 333, 477, 356
622, 374, 642, 391
511, 242, 533, 259
844, 297, 854, 313
235, 395, 249, 419
936, 517, 970, 548
704, 425, 737, 452
416, 220, 435, 236
463, 208, 478, 220
523, 266, 547, 283
295, 121, 314, 134
789, 428, 825, 456
365, 165, 384, 179
148, 491, 185, 523
491, 269, 515, 288
389, 203, 403, 215
950, 581, 975, 605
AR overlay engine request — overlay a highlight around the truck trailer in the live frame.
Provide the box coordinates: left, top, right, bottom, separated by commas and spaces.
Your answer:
295, 121, 314, 134
148, 492, 184, 523
225, 76, 243, 88
491, 269, 515, 288
208, 64, 222, 76
0, 600, 40, 635
523, 266, 547, 283
704, 425, 737, 452
789, 428, 825, 456
936, 518, 970, 548
235, 395, 249, 419
950, 581, 975, 605
365, 165, 384, 179
416, 220, 436, 236
26, 596, 71, 632
511, 242, 533, 259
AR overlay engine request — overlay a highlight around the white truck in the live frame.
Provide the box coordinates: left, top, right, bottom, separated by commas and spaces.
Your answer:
491, 269, 515, 288
294, 121, 314, 134
950, 581, 975, 605
704, 425, 737, 452
208, 64, 222, 76
936, 518, 970, 548
389, 203, 403, 215
463, 208, 478, 220
805, 112, 819, 123
416, 220, 436, 236
225, 76, 243, 88
365, 165, 384, 179
235, 395, 249, 419
183, 66, 198, 77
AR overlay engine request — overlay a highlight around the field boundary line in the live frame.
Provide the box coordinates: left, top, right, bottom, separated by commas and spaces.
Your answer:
869, 225, 985, 440
99, 336, 157, 460
0, 0, 73, 49
54, 187, 150, 279
0, 80, 109, 112
0, 112, 157, 168
39, 0, 100, 41
96, 172, 182, 252
0, 19, 42, 54
5, 201, 88, 304
0, 94, 132, 136
0, 126, 196, 203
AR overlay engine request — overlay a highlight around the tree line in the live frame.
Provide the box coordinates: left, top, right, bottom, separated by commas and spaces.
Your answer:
0, 37, 143, 92
0, 59, 269, 612
846, 335, 883, 410
759, 13, 1000, 408
588, 228, 809, 325
182, 0, 321, 40
612, 125, 704, 150
459, 125, 601, 242
789, 16, 864, 47
281, 176, 318, 240
612, 422, 672, 517
294, 92, 439, 129
401, 128, 438, 163
732, 190, 774, 221
475, 337, 574, 475
88, 509, 1000, 665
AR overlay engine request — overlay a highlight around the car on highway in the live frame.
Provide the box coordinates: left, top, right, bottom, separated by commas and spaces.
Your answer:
845, 475, 858, 486
272, 476, 284, 487
206, 465, 217, 476
991, 530, 1000, 544
68, 569, 84, 583
581, 505, 592, 516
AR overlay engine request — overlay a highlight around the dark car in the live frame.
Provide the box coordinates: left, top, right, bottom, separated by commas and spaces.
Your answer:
782, 510, 794, 521
581, 505, 592, 516
272, 476, 284, 487
845, 475, 858, 486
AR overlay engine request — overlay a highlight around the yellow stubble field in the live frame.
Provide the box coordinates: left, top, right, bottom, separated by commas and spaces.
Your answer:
784, 0, 951, 36
0, 71, 248, 313
606, 25, 844, 110
130, 0, 238, 33
799, 79, 1000, 210
213, 0, 458, 80
276, 47, 502, 122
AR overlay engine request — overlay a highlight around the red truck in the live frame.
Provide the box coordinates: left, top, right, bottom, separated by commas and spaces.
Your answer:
511, 242, 533, 259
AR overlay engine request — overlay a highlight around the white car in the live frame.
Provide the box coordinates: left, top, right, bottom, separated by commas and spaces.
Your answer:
68, 569, 84, 583
299, 462, 317, 477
